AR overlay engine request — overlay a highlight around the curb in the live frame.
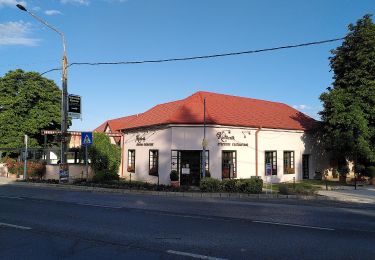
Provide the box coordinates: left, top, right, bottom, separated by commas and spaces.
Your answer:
8, 181, 329, 201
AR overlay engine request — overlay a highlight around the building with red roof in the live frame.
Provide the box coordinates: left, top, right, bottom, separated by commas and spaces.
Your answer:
97, 91, 328, 185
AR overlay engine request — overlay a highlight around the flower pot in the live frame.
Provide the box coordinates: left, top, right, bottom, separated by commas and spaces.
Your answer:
171, 181, 180, 188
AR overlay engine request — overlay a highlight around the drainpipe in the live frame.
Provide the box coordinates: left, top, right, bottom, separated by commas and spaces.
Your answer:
255, 126, 262, 177
121, 134, 125, 178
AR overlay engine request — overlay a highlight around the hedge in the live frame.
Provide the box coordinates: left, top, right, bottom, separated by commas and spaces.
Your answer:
200, 177, 263, 194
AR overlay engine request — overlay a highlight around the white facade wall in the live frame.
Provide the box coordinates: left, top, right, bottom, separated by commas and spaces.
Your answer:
123, 125, 329, 185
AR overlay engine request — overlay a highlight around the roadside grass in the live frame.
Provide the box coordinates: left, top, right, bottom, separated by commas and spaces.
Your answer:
264, 179, 342, 195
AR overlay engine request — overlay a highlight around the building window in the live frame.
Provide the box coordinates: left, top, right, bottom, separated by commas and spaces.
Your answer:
127, 149, 135, 173
149, 150, 159, 176
265, 151, 277, 175
222, 151, 237, 179
283, 151, 295, 174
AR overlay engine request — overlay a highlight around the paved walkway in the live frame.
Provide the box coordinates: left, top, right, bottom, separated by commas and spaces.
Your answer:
317, 185, 375, 204
2, 177, 374, 204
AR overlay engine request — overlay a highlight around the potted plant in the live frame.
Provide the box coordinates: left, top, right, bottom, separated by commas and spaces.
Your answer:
170, 170, 179, 187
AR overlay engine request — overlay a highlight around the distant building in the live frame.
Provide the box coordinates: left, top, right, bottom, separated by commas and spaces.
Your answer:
96, 91, 329, 185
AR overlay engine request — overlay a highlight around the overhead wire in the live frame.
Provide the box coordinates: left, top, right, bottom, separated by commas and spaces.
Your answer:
40, 37, 345, 75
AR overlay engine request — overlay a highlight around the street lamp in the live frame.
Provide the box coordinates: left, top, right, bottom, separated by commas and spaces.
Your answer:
17, 4, 69, 178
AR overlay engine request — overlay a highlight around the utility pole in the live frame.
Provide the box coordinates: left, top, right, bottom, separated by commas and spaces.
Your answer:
23, 135, 28, 180
202, 98, 207, 178
17, 4, 69, 181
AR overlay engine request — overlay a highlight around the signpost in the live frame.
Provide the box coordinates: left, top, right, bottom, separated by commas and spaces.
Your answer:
68, 94, 81, 119
81, 132, 93, 179
59, 163, 69, 182
265, 163, 273, 194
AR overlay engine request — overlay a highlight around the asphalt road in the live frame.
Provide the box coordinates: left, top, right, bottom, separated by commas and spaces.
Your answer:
0, 184, 374, 259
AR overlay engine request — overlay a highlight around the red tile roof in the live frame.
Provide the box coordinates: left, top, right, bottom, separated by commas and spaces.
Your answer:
94, 115, 138, 143
121, 91, 317, 131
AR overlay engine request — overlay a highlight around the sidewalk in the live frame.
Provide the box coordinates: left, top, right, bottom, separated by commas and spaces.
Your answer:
317, 185, 375, 204
2, 177, 374, 204
0, 176, 17, 185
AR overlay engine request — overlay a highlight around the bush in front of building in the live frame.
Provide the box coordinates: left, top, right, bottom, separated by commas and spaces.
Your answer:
200, 177, 222, 192
92, 171, 120, 183
221, 179, 238, 192
89, 133, 121, 182
200, 178, 263, 194
235, 178, 263, 194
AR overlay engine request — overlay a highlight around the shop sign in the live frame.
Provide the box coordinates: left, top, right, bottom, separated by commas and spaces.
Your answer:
68, 94, 81, 119
181, 168, 190, 175
216, 130, 249, 147
135, 134, 154, 146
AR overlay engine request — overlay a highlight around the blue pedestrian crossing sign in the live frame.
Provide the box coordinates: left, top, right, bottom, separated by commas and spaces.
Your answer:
81, 132, 93, 146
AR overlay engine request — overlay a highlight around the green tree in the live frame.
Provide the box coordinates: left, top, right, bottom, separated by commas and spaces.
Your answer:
89, 132, 121, 182
319, 14, 375, 166
0, 69, 61, 148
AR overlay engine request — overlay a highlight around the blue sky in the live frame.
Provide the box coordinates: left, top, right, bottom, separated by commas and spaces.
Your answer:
1, 0, 374, 131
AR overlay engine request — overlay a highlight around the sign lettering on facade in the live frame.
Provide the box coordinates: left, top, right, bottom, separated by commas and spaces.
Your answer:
216, 130, 249, 147
135, 134, 154, 146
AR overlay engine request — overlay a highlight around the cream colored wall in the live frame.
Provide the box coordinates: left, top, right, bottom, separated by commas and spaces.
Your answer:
123, 128, 172, 184
123, 125, 330, 185
44, 165, 94, 180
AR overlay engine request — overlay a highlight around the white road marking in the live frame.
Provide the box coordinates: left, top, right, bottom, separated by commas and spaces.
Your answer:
252, 220, 335, 231
75, 203, 123, 209
158, 212, 218, 221
0, 195, 24, 200
0, 222, 32, 230
166, 250, 228, 260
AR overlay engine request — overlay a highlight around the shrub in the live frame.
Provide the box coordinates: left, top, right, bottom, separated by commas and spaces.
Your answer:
92, 171, 119, 183
278, 183, 290, 195
170, 170, 179, 181
365, 166, 375, 178
200, 177, 221, 192
337, 165, 349, 176
89, 133, 121, 178
235, 178, 263, 194
221, 179, 238, 192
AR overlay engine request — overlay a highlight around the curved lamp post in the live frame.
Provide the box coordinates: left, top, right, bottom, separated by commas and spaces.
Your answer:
17, 4, 69, 177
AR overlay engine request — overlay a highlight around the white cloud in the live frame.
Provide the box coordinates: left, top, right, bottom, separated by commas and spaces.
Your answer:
60, 0, 90, 5
0, 0, 27, 8
60, 0, 128, 5
0, 21, 39, 46
293, 104, 312, 110
45, 9, 62, 15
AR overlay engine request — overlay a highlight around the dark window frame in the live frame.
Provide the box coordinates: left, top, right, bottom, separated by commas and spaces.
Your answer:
149, 149, 159, 176
222, 150, 237, 179
283, 151, 295, 174
265, 151, 277, 175
127, 149, 135, 173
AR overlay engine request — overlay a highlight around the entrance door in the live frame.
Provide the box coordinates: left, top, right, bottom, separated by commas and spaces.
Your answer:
180, 151, 201, 186
302, 154, 310, 179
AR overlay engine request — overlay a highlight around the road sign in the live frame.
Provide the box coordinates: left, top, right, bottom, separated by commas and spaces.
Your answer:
81, 132, 93, 146
68, 94, 81, 119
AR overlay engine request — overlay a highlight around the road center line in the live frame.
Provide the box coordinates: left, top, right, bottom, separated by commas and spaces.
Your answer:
252, 220, 335, 231
75, 203, 123, 209
0, 222, 32, 230
166, 250, 228, 260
